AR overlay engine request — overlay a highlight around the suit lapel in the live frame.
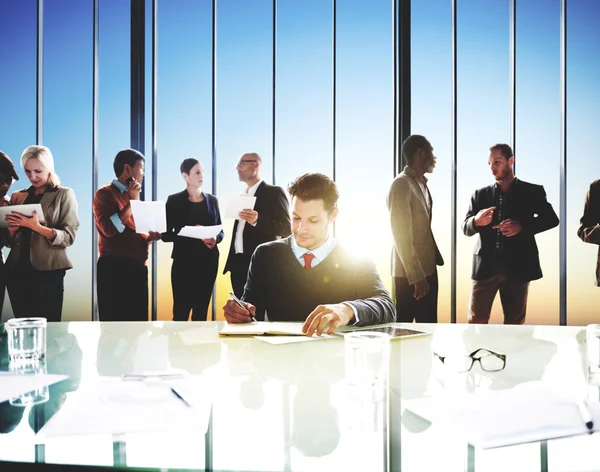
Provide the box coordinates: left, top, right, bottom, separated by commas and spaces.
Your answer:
41, 189, 59, 214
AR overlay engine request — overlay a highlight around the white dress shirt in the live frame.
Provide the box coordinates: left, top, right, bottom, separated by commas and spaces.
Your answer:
234, 179, 262, 254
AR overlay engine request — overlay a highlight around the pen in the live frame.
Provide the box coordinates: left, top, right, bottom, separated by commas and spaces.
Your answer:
170, 387, 192, 408
577, 399, 594, 433
228, 291, 257, 323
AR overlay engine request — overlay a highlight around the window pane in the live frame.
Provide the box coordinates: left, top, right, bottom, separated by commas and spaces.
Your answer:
411, 0, 452, 323
335, 0, 393, 290
515, 0, 560, 325
275, 0, 333, 185
567, 0, 600, 326
456, 0, 510, 323
156, 0, 213, 321
43, 0, 93, 322
214, 0, 274, 322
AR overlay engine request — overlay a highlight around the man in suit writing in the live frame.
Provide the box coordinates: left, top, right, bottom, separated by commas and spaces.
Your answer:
462, 143, 559, 324
223, 173, 396, 336
224, 152, 291, 297
387, 135, 444, 323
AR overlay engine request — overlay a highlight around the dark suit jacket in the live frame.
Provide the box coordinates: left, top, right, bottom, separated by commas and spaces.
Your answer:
462, 178, 559, 282
224, 181, 291, 274
577, 179, 600, 286
162, 190, 224, 260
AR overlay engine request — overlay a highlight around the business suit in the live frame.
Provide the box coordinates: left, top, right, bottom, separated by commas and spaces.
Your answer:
462, 178, 558, 323
387, 166, 443, 323
6, 186, 79, 321
162, 190, 224, 321
224, 181, 291, 297
577, 179, 600, 286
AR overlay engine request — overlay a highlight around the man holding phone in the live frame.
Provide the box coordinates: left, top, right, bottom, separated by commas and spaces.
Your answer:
93, 149, 161, 322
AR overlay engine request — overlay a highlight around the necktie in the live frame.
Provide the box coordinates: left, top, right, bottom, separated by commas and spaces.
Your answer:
302, 252, 315, 270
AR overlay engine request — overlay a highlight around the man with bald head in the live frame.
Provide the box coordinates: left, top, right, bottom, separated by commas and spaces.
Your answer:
224, 152, 291, 297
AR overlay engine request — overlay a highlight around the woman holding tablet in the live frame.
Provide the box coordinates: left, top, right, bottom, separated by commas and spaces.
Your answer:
5, 145, 79, 321
162, 158, 224, 321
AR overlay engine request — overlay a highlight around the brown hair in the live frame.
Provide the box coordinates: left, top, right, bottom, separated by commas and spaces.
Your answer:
287, 173, 339, 214
489, 143, 514, 160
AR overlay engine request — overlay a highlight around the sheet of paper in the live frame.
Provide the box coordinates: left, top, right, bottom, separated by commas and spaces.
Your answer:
178, 224, 223, 240
404, 381, 600, 449
0, 203, 46, 228
255, 334, 338, 344
130, 200, 166, 233
35, 376, 212, 440
0, 372, 67, 403
219, 321, 307, 336
224, 195, 257, 219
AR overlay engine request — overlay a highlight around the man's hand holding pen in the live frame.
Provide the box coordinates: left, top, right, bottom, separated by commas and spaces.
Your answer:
223, 296, 257, 323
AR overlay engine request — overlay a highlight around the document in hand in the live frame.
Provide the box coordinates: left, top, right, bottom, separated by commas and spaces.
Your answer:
218, 321, 307, 336
0, 203, 46, 228
130, 200, 167, 233
404, 381, 600, 449
224, 195, 257, 219
178, 224, 223, 240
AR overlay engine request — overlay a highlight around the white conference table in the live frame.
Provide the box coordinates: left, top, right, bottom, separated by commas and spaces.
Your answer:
0, 321, 598, 472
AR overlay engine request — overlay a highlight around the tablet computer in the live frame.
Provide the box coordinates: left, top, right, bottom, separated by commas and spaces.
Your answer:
349, 326, 432, 340
0, 204, 46, 228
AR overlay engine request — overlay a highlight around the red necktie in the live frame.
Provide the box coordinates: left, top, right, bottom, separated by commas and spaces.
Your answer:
302, 252, 315, 270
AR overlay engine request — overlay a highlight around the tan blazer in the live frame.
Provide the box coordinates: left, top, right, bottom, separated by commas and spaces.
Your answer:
6, 186, 79, 271
387, 167, 443, 284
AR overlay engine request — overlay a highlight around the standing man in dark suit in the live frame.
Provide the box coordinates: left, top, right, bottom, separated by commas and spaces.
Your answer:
577, 179, 600, 286
462, 143, 559, 324
387, 135, 444, 323
224, 152, 291, 297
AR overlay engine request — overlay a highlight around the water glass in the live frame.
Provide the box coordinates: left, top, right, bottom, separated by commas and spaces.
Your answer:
586, 324, 600, 386
6, 318, 47, 364
9, 359, 50, 406
344, 331, 391, 399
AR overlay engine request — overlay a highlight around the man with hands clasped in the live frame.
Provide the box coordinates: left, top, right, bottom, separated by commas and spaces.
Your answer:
462, 143, 559, 324
223, 173, 396, 336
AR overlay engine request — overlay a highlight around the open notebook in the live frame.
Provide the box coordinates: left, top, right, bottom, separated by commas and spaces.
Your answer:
218, 322, 307, 336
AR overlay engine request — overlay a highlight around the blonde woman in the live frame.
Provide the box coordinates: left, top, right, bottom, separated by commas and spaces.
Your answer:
5, 145, 79, 321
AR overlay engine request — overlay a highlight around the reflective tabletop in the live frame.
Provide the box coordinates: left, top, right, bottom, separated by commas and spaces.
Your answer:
0, 321, 598, 471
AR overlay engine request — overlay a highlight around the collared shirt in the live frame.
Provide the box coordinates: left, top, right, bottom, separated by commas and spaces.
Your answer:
404, 166, 431, 213
493, 178, 517, 254
109, 179, 127, 233
290, 234, 359, 325
234, 179, 262, 254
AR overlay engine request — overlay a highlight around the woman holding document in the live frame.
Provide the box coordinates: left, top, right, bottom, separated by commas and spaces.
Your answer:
162, 158, 224, 321
4, 145, 79, 321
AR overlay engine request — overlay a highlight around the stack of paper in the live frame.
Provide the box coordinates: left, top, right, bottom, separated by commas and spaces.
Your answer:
130, 200, 166, 233
404, 381, 600, 449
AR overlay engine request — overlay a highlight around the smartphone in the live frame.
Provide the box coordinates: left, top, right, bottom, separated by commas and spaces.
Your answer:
125, 176, 135, 185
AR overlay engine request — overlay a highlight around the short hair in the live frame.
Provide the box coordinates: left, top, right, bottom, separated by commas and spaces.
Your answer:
240, 152, 262, 164
180, 158, 202, 174
287, 173, 339, 214
401, 135, 431, 167
0, 150, 19, 182
113, 149, 145, 177
489, 143, 514, 160
21, 145, 61, 187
